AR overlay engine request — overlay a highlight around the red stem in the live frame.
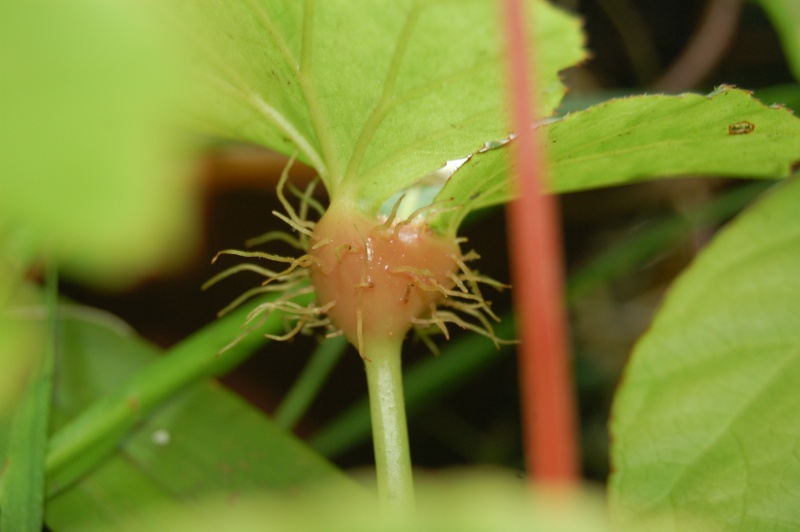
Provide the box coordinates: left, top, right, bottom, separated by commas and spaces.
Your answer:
501, 0, 579, 484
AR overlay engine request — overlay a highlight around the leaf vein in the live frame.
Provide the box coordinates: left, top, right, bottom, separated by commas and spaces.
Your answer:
344, 0, 424, 182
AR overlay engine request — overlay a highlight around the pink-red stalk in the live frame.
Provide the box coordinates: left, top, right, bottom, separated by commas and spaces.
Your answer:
501, 0, 580, 484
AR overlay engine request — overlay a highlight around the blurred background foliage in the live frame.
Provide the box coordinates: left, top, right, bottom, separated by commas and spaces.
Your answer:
48, 0, 799, 486
0, 0, 198, 419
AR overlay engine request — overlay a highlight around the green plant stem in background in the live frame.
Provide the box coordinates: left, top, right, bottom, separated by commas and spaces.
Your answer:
566, 180, 774, 304
0, 260, 57, 532
46, 290, 313, 496
363, 337, 414, 513
274, 335, 348, 430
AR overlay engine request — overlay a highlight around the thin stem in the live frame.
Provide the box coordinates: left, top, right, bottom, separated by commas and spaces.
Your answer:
311, 318, 515, 458
502, 0, 579, 483
273, 335, 348, 430
595, 0, 661, 85
362, 337, 414, 513
0, 259, 57, 531
652, 0, 743, 92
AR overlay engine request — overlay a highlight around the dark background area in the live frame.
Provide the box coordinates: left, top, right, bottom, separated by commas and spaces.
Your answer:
60, 0, 796, 484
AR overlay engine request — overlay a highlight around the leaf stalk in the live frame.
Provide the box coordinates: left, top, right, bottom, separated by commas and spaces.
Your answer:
363, 336, 414, 513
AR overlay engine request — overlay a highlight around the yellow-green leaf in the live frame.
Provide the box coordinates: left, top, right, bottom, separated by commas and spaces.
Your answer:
0, 0, 198, 285
165, 0, 585, 216
432, 88, 800, 232
610, 177, 800, 530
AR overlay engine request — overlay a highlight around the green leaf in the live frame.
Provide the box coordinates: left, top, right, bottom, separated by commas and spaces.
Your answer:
432, 87, 800, 232
44, 309, 352, 531
757, 0, 800, 81
755, 84, 800, 114
46, 290, 314, 495
167, 0, 585, 215
0, 0, 198, 285
609, 177, 800, 530
73, 470, 611, 532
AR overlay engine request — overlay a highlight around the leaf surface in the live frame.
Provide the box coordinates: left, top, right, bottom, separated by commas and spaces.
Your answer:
432, 88, 800, 232
167, 0, 585, 215
76, 470, 611, 532
609, 177, 800, 530
44, 312, 351, 531
0, 0, 197, 285
757, 0, 800, 81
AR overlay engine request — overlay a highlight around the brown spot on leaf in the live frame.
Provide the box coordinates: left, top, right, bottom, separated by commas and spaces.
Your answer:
728, 121, 755, 135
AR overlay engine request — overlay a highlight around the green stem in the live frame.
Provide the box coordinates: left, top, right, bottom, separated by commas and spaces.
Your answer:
363, 336, 414, 512
273, 335, 348, 430
0, 259, 57, 531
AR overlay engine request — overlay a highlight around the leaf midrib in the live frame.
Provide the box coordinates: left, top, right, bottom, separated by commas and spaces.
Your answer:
342, 0, 423, 186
